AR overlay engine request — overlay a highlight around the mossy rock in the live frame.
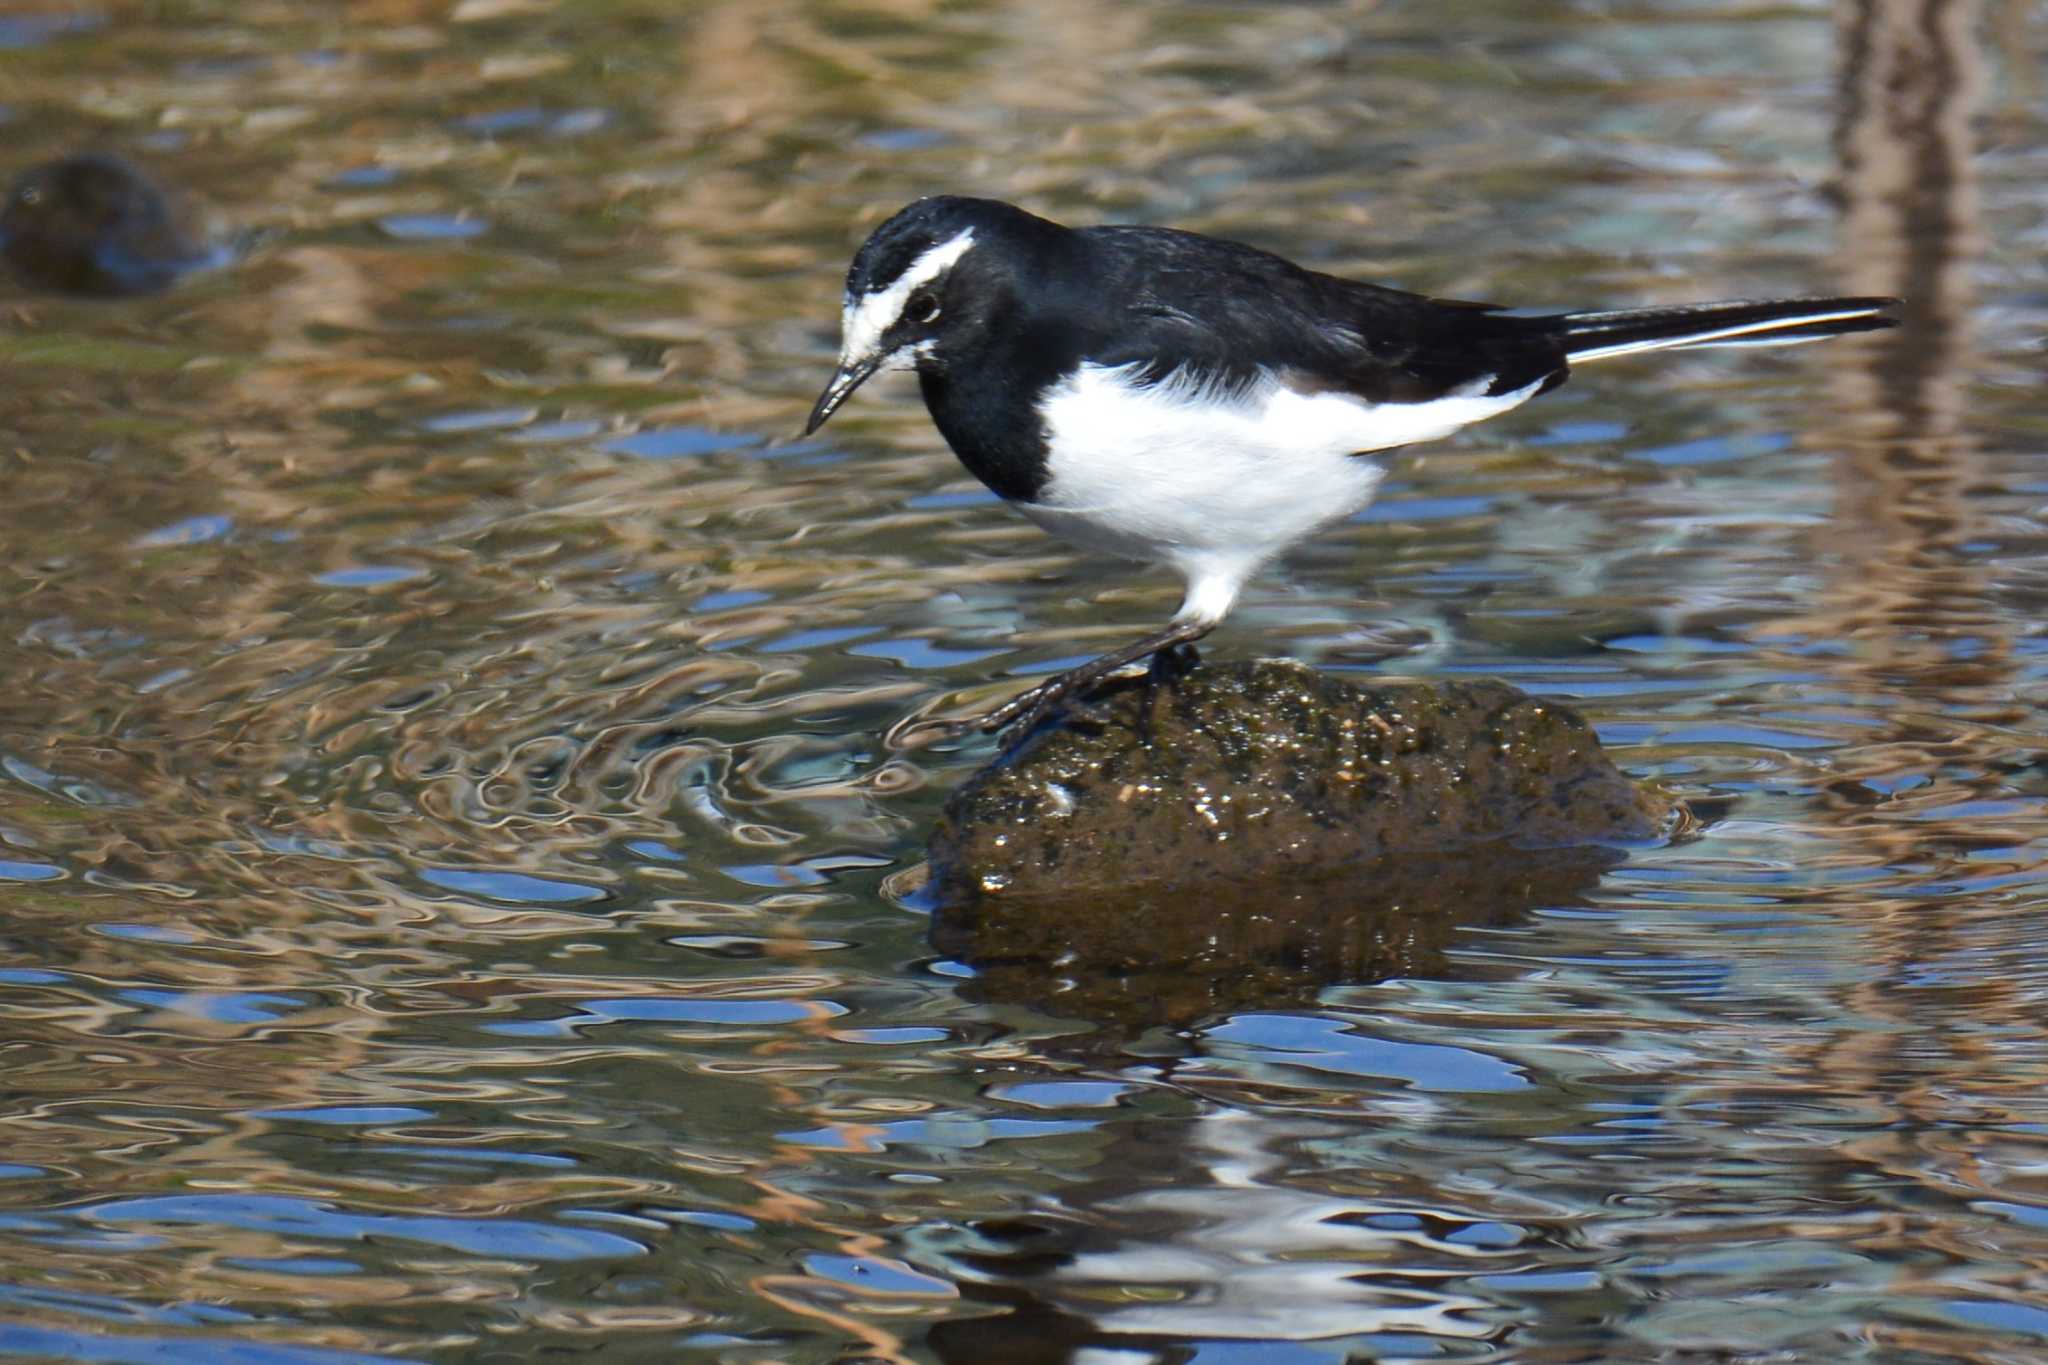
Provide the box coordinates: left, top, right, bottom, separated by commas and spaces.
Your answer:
925, 660, 1675, 1031
931, 659, 1670, 895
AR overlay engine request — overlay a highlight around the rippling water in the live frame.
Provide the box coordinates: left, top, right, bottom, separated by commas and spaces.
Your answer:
1, 0, 2046, 1360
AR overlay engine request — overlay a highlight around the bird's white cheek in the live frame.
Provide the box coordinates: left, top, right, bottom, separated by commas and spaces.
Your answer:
837, 228, 976, 366
840, 294, 898, 368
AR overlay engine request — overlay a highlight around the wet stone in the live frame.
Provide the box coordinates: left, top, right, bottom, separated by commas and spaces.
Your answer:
0, 152, 235, 297
932, 659, 1671, 892
926, 661, 1676, 1030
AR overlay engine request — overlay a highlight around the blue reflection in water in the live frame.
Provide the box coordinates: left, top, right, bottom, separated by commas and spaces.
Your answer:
133, 515, 232, 548
598, 427, 765, 460
802, 1253, 955, 1297
0, 1282, 251, 1326
1935, 1300, 2048, 1340
0, 860, 61, 882
90, 924, 196, 944
321, 164, 399, 189
759, 625, 878, 652
1206, 1013, 1531, 1092
905, 488, 998, 509
0, 1323, 415, 1364
1974, 1200, 2048, 1229
418, 867, 607, 904
453, 107, 611, 138
1632, 430, 1790, 467
692, 589, 771, 611
848, 637, 1005, 668
82, 1194, 645, 1262
1527, 418, 1629, 446
314, 566, 427, 588
374, 214, 486, 240
835, 1027, 951, 1045
416, 407, 536, 434
0, 13, 103, 48
219, 1257, 361, 1276
114, 990, 307, 1024
653, 1209, 757, 1232
856, 127, 953, 152
248, 1107, 431, 1125
1180, 1341, 1345, 1364
1356, 493, 1496, 524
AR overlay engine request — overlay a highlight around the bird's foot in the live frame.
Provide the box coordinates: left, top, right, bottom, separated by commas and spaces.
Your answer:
980, 620, 1216, 738
979, 673, 1086, 737
1150, 640, 1202, 679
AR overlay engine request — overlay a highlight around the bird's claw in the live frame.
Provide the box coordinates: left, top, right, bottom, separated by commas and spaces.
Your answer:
980, 680, 1064, 736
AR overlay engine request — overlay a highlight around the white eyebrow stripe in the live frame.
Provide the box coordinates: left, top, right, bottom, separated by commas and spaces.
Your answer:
839, 228, 976, 364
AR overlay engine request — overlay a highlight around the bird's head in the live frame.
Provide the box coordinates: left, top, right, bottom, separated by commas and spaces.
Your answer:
806, 196, 1041, 434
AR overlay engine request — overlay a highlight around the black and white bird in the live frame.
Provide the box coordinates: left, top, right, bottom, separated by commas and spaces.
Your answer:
806, 196, 1896, 734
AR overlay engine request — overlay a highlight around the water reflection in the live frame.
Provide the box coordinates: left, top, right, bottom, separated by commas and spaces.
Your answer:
1816, 0, 1993, 683
917, 660, 1671, 1041
923, 1110, 1507, 1360
932, 848, 1615, 1038
0, 0, 2045, 1360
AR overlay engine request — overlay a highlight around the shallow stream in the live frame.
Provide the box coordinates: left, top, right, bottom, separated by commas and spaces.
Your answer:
2, 1, 2046, 1360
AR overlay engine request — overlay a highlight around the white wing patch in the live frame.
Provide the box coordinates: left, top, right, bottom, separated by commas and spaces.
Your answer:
839, 228, 976, 369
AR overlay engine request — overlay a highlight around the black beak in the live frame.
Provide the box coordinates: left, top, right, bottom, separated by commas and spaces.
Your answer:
805, 351, 885, 436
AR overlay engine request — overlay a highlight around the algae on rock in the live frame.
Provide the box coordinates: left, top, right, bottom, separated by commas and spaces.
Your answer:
924, 660, 1675, 1031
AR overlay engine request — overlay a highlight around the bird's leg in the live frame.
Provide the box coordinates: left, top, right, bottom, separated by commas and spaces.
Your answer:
981, 617, 1216, 736
1135, 635, 1203, 746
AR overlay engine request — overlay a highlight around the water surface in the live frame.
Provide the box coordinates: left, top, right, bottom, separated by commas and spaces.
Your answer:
2, 0, 2046, 1360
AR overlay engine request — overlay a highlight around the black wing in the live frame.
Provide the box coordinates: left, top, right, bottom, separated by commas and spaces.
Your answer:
1068, 224, 1570, 405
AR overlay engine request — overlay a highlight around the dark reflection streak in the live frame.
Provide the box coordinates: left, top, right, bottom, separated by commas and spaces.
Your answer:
1801, 0, 2048, 1292
1782, 0, 2022, 834
1822, 0, 1985, 677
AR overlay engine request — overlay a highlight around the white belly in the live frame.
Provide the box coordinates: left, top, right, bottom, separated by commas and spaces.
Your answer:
1024, 363, 1538, 621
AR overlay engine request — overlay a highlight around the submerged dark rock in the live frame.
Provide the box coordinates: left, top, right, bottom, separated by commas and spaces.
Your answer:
1, 152, 233, 297
925, 660, 1674, 1031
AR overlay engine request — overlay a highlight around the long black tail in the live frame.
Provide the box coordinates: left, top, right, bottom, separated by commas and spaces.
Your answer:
1560, 296, 1897, 364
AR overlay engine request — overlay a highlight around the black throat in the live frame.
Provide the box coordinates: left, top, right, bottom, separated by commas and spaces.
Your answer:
914, 347, 1060, 505
908, 215, 1098, 506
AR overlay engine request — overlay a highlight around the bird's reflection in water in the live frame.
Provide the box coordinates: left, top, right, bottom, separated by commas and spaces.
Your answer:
907, 844, 1619, 1360
909, 665, 1648, 1359
917, 1100, 1537, 1360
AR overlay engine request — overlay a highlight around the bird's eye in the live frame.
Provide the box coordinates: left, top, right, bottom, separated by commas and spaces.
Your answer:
906, 290, 940, 325
17, 186, 40, 208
